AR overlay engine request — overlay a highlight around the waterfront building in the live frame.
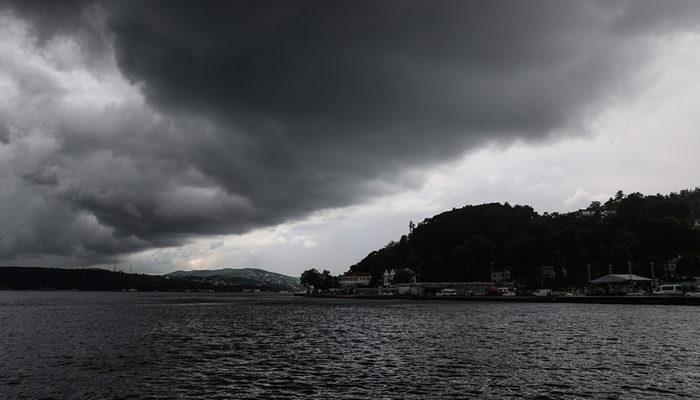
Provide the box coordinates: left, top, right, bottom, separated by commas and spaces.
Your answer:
382, 269, 394, 286
339, 272, 372, 288
382, 268, 417, 286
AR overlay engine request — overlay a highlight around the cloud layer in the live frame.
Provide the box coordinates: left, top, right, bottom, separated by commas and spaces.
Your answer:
1, 1, 700, 266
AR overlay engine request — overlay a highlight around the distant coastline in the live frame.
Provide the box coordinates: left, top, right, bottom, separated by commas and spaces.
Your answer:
0, 266, 299, 293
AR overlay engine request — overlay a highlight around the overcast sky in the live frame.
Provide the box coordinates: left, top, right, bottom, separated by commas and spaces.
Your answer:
1, 1, 700, 276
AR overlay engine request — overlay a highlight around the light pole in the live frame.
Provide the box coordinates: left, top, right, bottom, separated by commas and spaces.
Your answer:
661, 246, 669, 280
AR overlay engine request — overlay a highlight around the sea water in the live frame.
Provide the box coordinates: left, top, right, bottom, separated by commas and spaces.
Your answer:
0, 292, 697, 399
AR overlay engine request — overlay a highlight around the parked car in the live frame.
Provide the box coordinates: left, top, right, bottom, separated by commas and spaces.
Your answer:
436, 288, 458, 296
502, 291, 516, 297
685, 289, 700, 297
626, 290, 646, 296
532, 289, 553, 297
497, 287, 511, 295
653, 285, 683, 296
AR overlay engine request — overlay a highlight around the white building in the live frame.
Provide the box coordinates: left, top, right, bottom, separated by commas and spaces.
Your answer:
491, 268, 511, 282
382, 268, 417, 286
539, 265, 556, 279
383, 269, 395, 286
339, 272, 372, 287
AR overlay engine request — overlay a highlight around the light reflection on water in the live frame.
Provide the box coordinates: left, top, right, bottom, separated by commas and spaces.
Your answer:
0, 292, 698, 399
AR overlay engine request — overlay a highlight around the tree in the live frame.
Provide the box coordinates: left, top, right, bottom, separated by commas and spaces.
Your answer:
675, 254, 700, 278
319, 269, 338, 290
551, 249, 566, 278
592, 243, 610, 277
464, 235, 496, 280
344, 189, 700, 288
617, 192, 645, 225
393, 269, 414, 284
300, 268, 322, 291
574, 247, 590, 283
451, 244, 470, 280
615, 190, 625, 202
610, 243, 632, 271
588, 201, 602, 212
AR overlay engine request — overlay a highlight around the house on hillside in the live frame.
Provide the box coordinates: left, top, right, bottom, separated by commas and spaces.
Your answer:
491, 268, 511, 283
537, 265, 556, 287
601, 210, 616, 219
666, 255, 681, 278
574, 209, 595, 218
539, 265, 556, 280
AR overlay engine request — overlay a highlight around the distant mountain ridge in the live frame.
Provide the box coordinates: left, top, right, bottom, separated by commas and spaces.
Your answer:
0, 266, 217, 291
165, 268, 301, 291
0, 266, 299, 292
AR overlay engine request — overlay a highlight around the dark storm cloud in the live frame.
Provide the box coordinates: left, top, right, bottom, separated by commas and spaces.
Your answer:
1, 0, 92, 38
1, 0, 700, 264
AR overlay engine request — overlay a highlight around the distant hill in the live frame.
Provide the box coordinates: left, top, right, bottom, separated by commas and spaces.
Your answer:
348, 188, 700, 286
0, 266, 215, 291
0, 266, 299, 292
164, 268, 301, 292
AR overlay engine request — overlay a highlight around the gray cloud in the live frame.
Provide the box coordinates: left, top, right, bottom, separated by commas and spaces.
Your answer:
1, 0, 700, 266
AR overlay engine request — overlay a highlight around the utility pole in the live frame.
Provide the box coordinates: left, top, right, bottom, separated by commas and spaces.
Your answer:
661, 246, 669, 279
627, 261, 632, 278
586, 264, 592, 294
586, 264, 591, 282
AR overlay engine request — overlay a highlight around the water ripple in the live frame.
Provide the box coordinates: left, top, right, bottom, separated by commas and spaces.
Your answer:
0, 292, 698, 399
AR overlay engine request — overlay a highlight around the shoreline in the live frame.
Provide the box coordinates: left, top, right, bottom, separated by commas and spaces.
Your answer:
1, 290, 697, 305
295, 293, 700, 306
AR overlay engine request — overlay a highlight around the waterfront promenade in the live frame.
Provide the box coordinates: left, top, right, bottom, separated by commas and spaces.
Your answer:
295, 293, 700, 306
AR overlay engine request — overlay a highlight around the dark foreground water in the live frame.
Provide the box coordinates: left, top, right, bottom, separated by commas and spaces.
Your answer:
0, 292, 698, 399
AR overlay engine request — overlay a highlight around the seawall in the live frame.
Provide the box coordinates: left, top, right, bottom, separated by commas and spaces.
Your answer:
294, 293, 700, 306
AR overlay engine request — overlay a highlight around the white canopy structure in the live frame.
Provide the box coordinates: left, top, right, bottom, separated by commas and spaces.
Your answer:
590, 274, 652, 284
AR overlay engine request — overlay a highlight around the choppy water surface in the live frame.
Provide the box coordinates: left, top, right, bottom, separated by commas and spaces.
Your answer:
0, 292, 698, 399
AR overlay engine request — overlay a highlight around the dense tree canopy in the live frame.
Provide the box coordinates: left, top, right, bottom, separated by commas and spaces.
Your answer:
347, 188, 700, 286
300, 268, 338, 291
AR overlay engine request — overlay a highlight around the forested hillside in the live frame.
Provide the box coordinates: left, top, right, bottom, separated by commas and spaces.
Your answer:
348, 189, 700, 286
165, 268, 301, 292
